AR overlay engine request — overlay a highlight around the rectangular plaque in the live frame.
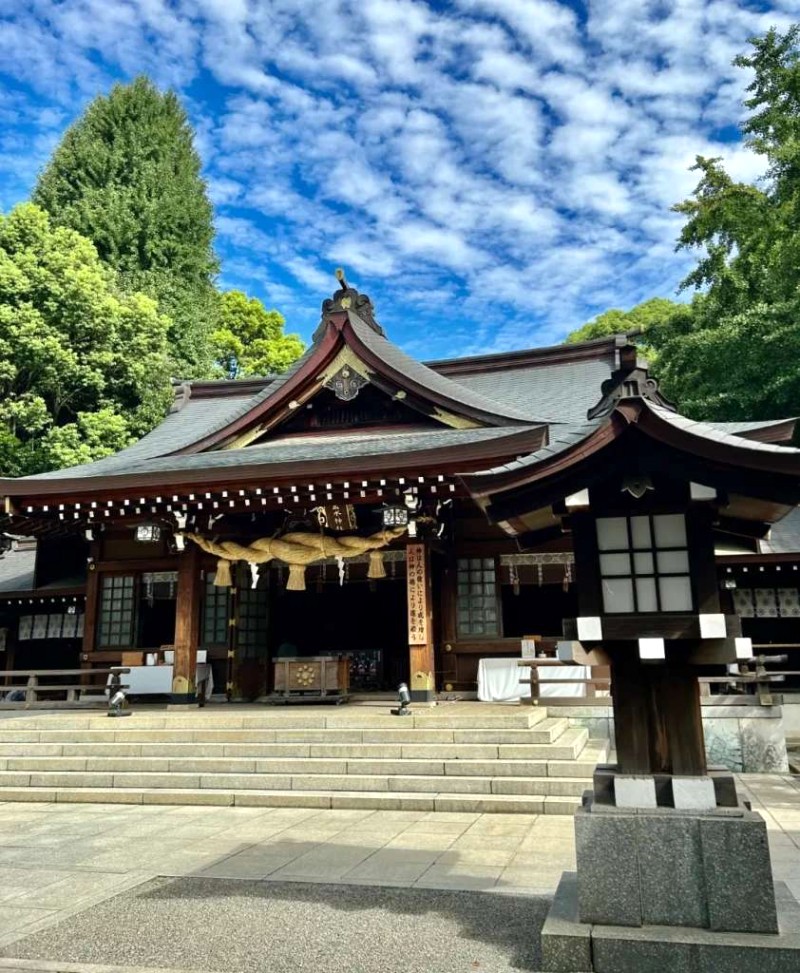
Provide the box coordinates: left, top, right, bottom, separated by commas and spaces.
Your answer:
406, 543, 429, 645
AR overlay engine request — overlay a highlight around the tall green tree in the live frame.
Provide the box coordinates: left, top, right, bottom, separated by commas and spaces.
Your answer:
0, 204, 172, 476
32, 76, 218, 378
211, 291, 304, 379
648, 26, 800, 421
565, 298, 682, 345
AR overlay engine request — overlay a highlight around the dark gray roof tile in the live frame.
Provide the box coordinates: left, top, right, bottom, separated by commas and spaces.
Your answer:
348, 311, 542, 424
445, 359, 614, 424
36, 426, 542, 481
761, 508, 800, 555
0, 544, 36, 593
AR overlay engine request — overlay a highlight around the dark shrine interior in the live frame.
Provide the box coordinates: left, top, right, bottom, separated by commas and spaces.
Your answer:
270, 579, 409, 690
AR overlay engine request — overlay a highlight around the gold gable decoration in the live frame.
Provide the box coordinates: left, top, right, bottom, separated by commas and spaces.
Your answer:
187, 527, 406, 592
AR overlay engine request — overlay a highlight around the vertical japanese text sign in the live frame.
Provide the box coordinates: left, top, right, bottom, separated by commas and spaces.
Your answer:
406, 543, 430, 645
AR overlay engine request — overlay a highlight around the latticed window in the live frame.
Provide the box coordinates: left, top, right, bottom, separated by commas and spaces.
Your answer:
98, 575, 135, 647
596, 514, 693, 614
238, 586, 268, 658
456, 557, 499, 637
201, 574, 230, 646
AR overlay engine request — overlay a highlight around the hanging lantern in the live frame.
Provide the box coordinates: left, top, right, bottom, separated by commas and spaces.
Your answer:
382, 504, 409, 528
135, 523, 161, 543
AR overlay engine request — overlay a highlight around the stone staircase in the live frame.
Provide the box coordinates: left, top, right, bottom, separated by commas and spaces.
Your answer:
0, 706, 608, 814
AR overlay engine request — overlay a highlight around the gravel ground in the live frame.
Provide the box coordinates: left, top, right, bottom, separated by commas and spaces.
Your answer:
2, 877, 550, 973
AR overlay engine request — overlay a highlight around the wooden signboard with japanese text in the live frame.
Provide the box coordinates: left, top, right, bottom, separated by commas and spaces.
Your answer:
406, 543, 430, 645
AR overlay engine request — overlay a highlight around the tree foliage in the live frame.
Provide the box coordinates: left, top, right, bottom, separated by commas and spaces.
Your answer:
0, 204, 172, 476
32, 76, 218, 378
647, 26, 800, 421
211, 291, 304, 379
565, 298, 682, 345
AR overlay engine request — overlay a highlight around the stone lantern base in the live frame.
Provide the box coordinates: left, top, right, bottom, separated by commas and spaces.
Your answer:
541, 796, 800, 972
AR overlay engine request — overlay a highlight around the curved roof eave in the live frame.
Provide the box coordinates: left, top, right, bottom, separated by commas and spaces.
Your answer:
462, 399, 800, 501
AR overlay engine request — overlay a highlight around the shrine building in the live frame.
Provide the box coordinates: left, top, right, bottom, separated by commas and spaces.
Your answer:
0, 276, 798, 705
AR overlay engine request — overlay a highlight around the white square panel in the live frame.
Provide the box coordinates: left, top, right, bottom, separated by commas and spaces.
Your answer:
576, 616, 603, 641
699, 613, 727, 639
639, 637, 665, 661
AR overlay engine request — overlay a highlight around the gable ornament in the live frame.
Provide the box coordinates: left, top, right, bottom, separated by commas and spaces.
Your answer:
324, 364, 368, 401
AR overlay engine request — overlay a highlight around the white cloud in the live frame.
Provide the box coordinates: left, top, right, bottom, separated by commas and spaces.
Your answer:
0, 0, 788, 357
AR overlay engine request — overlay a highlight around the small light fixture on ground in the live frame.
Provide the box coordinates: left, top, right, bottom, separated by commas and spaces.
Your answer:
391, 682, 412, 716
107, 689, 131, 718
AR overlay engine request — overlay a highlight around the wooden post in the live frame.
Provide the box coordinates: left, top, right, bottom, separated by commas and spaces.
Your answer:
406, 542, 435, 702
172, 544, 201, 704
609, 646, 706, 776
81, 542, 101, 670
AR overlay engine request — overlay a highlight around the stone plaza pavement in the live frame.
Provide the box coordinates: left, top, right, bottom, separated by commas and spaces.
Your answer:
0, 774, 797, 972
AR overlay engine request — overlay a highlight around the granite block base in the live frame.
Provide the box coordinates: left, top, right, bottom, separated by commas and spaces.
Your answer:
574, 798, 778, 932
542, 873, 800, 973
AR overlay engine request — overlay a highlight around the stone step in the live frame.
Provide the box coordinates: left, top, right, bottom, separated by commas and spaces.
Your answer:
0, 753, 597, 781
0, 734, 580, 765
0, 709, 550, 732
0, 785, 580, 815
0, 759, 594, 789
0, 724, 561, 746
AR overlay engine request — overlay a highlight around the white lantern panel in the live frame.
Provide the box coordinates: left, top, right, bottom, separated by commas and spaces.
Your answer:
656, 550, 690, 574
653, 514, 687, 548
659, 575, 693, 611
630, 516, 652, 550
596, 517, 628, 551
635, 577, 659, 612
633, 551, 655, 574
602, 577, 635, 613
600, 553, 631, 576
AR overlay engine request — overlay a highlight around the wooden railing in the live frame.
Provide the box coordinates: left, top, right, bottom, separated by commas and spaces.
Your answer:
0, 668, 130, 706
517, 656, 800, 707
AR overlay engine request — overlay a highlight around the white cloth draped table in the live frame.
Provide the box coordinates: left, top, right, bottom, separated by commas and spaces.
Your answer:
477, 657, 589, 702
109, 663, 213, 699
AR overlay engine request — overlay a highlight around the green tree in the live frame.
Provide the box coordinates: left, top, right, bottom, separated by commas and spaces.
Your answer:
32, 76, 218, 378
0, 204, 172, 476
649, 26, 800, 420
565, 297, 682, 345
211, 291, 304, 379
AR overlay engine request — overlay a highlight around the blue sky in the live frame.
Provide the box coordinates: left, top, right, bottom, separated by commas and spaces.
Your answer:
0, 1, 795, 360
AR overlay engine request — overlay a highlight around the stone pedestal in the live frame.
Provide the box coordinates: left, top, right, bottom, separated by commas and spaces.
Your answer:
574, 800, 777, 932
541, 796, 800, 971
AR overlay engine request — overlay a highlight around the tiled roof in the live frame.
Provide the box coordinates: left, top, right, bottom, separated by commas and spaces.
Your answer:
445, 358, 614, 424
709, 420, 792, 434
761, 508, 800, 555
465, 421, 602, 478
29, 391, 258, 481
348, 311, 541, 424
0, 544, 36, 593
648, 405, 800, 456
31, 426, 543, 482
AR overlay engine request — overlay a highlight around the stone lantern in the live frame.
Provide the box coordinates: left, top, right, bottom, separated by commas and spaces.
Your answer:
462, 352, 800, 970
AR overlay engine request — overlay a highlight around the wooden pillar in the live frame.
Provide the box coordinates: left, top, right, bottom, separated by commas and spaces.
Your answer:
610, 646, 706, 776
172, 544, 201, 704
406, 542, 435, 702
80, 541, 101, 670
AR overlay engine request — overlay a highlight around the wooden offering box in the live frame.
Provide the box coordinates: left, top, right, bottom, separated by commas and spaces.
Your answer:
272, 656, 350, 703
